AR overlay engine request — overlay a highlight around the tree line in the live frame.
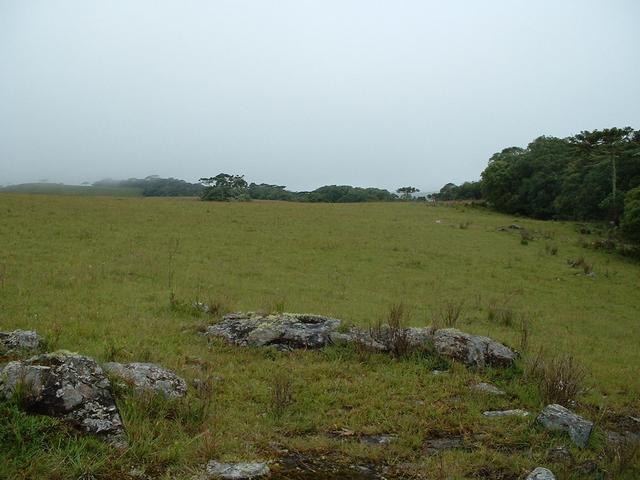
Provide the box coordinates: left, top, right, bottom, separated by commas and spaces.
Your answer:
435, 127, 640, 242
198, 174, 401, 203
97, 174, 416, 203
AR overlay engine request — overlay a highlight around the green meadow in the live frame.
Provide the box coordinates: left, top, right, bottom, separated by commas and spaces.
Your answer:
1, 194, 639, 479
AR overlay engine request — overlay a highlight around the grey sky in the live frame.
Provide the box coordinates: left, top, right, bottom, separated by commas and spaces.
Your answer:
1, 1, 639, 192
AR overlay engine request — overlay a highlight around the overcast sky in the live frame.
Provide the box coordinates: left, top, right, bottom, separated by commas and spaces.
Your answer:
1, 1, 639, 191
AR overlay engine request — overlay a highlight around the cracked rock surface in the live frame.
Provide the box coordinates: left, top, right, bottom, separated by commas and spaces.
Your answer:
0, 351, 126, 446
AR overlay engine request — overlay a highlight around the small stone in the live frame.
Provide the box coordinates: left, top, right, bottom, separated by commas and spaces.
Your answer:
205, 461, 269, 479
360, 434, 396, 445
483, 409, 530, 418
536, 404, 594, 448
471, 382, 505, 395
103, 362, 187, 399
431, 369, 448, 376
525, 467, 555, 480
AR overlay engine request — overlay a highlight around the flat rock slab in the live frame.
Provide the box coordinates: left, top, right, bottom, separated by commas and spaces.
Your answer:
103, 362, 187, 399
0, 329, 41, 354
526, 467, 556, 480
0, 351, 126, 446
359, 434, 397, 445
471, 382, 505, 395
483, 409, 530, 418
536, 404, 593, 448
206, 312, 341, 349
422, 436, 464, 456
205, 461, 270, 479
433, 328, 517, 367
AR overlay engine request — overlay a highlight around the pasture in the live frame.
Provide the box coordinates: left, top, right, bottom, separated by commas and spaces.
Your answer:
1, 194, 638, 479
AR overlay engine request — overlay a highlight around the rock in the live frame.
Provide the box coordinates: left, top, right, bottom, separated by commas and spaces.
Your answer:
431, 369, 449, 376
547, 445, 573, 464
206, 312, 341, 350
525, 467, 555, 480
360, 434, 396, 445
103, 362, 187, 399
575, 460, 597, 475
205, 461, 270, 479
483, 409, 530, 418
330, 328, 388, 352
471, 382, 505, 395
536, 404, 594, 448
605, 429, 640, 447
0, 329, 41, 354
0, 351, 126, 446
432, 328, 517, 367
422, 436, 463, 456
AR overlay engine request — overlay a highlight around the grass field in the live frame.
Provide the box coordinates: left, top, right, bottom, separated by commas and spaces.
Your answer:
1, 194, 639, 479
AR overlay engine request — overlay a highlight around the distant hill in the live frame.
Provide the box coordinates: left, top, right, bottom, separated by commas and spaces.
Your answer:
0, 183, 143, 197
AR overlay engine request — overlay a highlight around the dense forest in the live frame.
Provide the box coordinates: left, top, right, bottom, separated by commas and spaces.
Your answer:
436, 127, 640, 242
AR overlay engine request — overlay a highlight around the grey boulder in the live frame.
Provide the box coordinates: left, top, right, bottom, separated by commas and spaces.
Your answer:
432, 328, 517, 367
205, 461, 270, 479
536, 404, 593, 448
0, 329, 41, 354
103, 362, 187, 399
525, 467, 555, 480
206, 312, 341, 349
0, 351, 126, 446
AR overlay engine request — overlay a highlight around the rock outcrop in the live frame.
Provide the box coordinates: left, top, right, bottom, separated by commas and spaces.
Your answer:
0, 329, 41, 354
206, 313, 517, 368
0, 351, 126, 446
205, 461, 270, 479
536, 404, 593, 448
103, 362, 187, 399
206, 312, 341, 349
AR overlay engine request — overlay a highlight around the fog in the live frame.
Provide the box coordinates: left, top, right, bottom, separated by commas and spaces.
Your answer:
1, 1, 639, 191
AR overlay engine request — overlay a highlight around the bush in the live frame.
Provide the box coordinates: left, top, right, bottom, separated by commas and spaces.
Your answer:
526, 352, 586, 405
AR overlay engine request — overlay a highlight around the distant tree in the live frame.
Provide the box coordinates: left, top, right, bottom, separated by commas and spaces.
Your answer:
200, 173, 249, 201
396, 186, 419, 200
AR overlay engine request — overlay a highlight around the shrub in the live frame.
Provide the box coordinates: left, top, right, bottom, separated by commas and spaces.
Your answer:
526, 351, 586, 405
369, 303, 412, 358
433, 301, 463, 329
487, 300, 515, 327
520, 229, 534, 245
270, 372, 294, 416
